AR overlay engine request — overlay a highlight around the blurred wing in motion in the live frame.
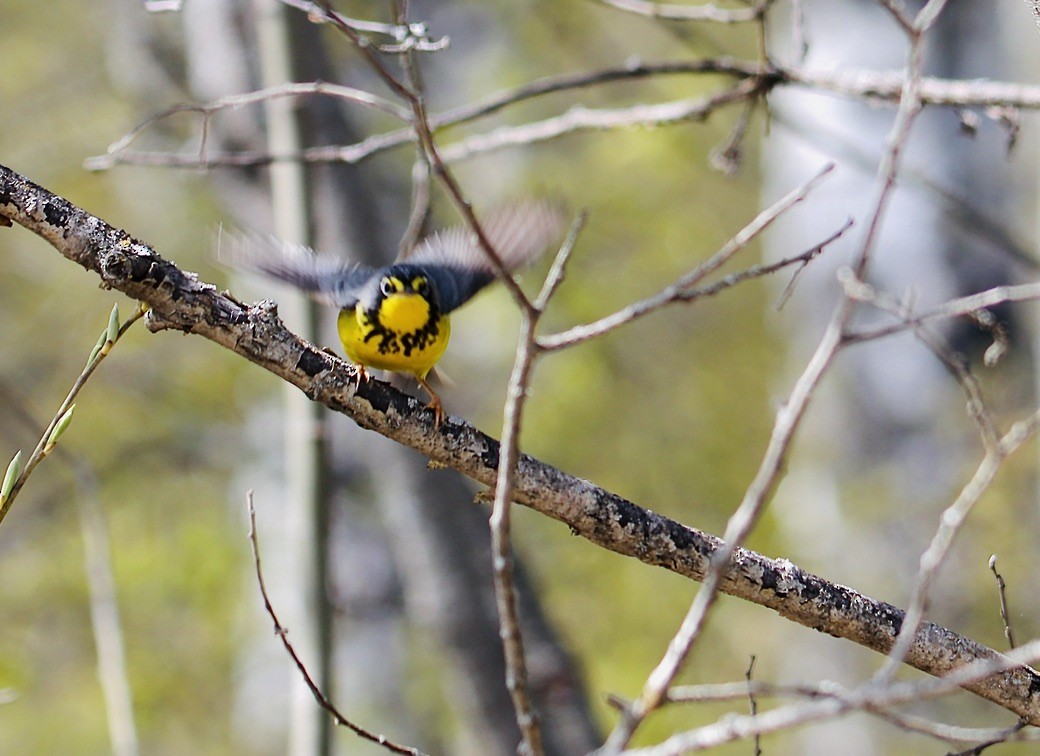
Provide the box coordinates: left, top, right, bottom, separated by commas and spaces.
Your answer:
217, 227, 376, 308
406, 199, 567, 313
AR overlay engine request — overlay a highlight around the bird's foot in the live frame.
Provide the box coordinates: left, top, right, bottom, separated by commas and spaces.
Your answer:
353, 364, 372, 389
425, 395, 446, 430
416, 376, 446, 429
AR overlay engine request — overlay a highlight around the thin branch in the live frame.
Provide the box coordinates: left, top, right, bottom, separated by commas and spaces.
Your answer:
491, 309, 544, 756
85, 58, 772, 170
313, 0, 538, 314
245, 492, 425, 756
774, 219, 855, 309
709, 96, 758, 176
915, 0, 952, 32
989, 556, 1017, 650
603, 14, 931, 749
621, 639, 1040, 755
86, 57, 1040, 172
535, 211, 588, 312
880, 411, 1040, 680
0, 304, 146, 526
84, 81, 410, 171
878, 0, 915, 34
276, 0, 448, 51
836, 271, 1001, 449
948, 719, 1027, 752
435, 78, 767, 167
597, 0, 765, 23
538, 164, 835, 352
396, 15, 433, 258
487, 215, 588, 756
666, 680, 1036, 746
843, 281, 1040, 343
745, 657, 761, 756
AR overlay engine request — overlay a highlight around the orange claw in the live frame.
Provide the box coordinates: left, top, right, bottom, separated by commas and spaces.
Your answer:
416, 376, 446, 429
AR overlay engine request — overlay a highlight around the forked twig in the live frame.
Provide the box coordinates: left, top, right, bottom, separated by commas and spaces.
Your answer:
538, 164, 836, 352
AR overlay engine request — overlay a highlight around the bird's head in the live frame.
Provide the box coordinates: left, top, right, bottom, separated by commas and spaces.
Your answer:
360, 264, 442, 330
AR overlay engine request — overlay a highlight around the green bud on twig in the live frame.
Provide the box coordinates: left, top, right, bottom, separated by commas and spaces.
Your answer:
0, 451, 23, 506
44, 405, 76, 454
100, 304, 120, 356
86, 330, 108, 368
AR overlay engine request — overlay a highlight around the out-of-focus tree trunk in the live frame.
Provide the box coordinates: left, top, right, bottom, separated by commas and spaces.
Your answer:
253, 1, 332, 754
169, 2, 601, 753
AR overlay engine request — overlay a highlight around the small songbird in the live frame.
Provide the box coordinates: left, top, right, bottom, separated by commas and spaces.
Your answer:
222, 200, 566, 425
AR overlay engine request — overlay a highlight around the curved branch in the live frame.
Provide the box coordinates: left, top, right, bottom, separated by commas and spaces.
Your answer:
84, 56, 1040, 172
2, 161, 1039, 725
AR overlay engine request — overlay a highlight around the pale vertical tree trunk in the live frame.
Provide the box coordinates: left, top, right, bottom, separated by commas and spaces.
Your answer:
171, 2, 601, 752
253, 1, 333, 754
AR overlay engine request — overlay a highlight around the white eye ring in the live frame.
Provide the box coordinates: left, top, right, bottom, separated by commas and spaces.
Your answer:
380, 278, 394, 297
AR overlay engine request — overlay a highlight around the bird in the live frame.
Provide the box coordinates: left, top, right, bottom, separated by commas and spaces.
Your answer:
221, 199, 566, 426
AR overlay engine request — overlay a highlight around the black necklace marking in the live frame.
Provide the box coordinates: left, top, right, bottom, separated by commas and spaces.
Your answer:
360, 306, 442, 357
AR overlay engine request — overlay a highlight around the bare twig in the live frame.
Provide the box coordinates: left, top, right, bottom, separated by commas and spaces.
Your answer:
597, 0, 765, 23
312, 1, 539, 314
602, 9, 934, 749
488, 214, 587, 756
276, 0, 448, 51
878, 0, 915, 33
436, 78, 767, 167
538, 164, 835, 352
946, 719, 1029, 756
989, 556, 1017, 650
87, 55, 1040, 172
666, 679, 1035, 747
745, 657, 761, 756
492, 311, 545, 756
836, 271, 1001, 448
245, 492, 425, 756
843, 281, 1040, 343
84, 81, 410, 171
708, 97, 758, 175
870, 3, 993, 685
775, 219, 854, 309
880, 412, 1040, 682
622, 639, 1040, 755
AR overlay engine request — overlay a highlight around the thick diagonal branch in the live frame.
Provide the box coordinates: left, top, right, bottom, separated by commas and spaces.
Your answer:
2, 162, 1039, 725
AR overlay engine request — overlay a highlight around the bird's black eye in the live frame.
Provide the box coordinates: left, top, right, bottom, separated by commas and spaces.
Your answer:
413, 277, 428, 295
379, 278, 394, 297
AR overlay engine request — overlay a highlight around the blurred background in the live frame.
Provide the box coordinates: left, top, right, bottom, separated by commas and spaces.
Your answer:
3, 1, 1040, 754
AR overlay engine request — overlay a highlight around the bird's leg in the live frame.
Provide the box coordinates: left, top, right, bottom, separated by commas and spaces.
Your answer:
320, 346, 369, 390
416, 375, 446, 429
354, 364, 372, 388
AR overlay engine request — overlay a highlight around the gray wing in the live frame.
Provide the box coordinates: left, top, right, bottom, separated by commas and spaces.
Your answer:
406, 199, 567, 313
217, 228, 375, 308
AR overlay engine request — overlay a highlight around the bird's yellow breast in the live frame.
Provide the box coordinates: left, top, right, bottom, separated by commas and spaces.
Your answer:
337, 293, 450, 379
